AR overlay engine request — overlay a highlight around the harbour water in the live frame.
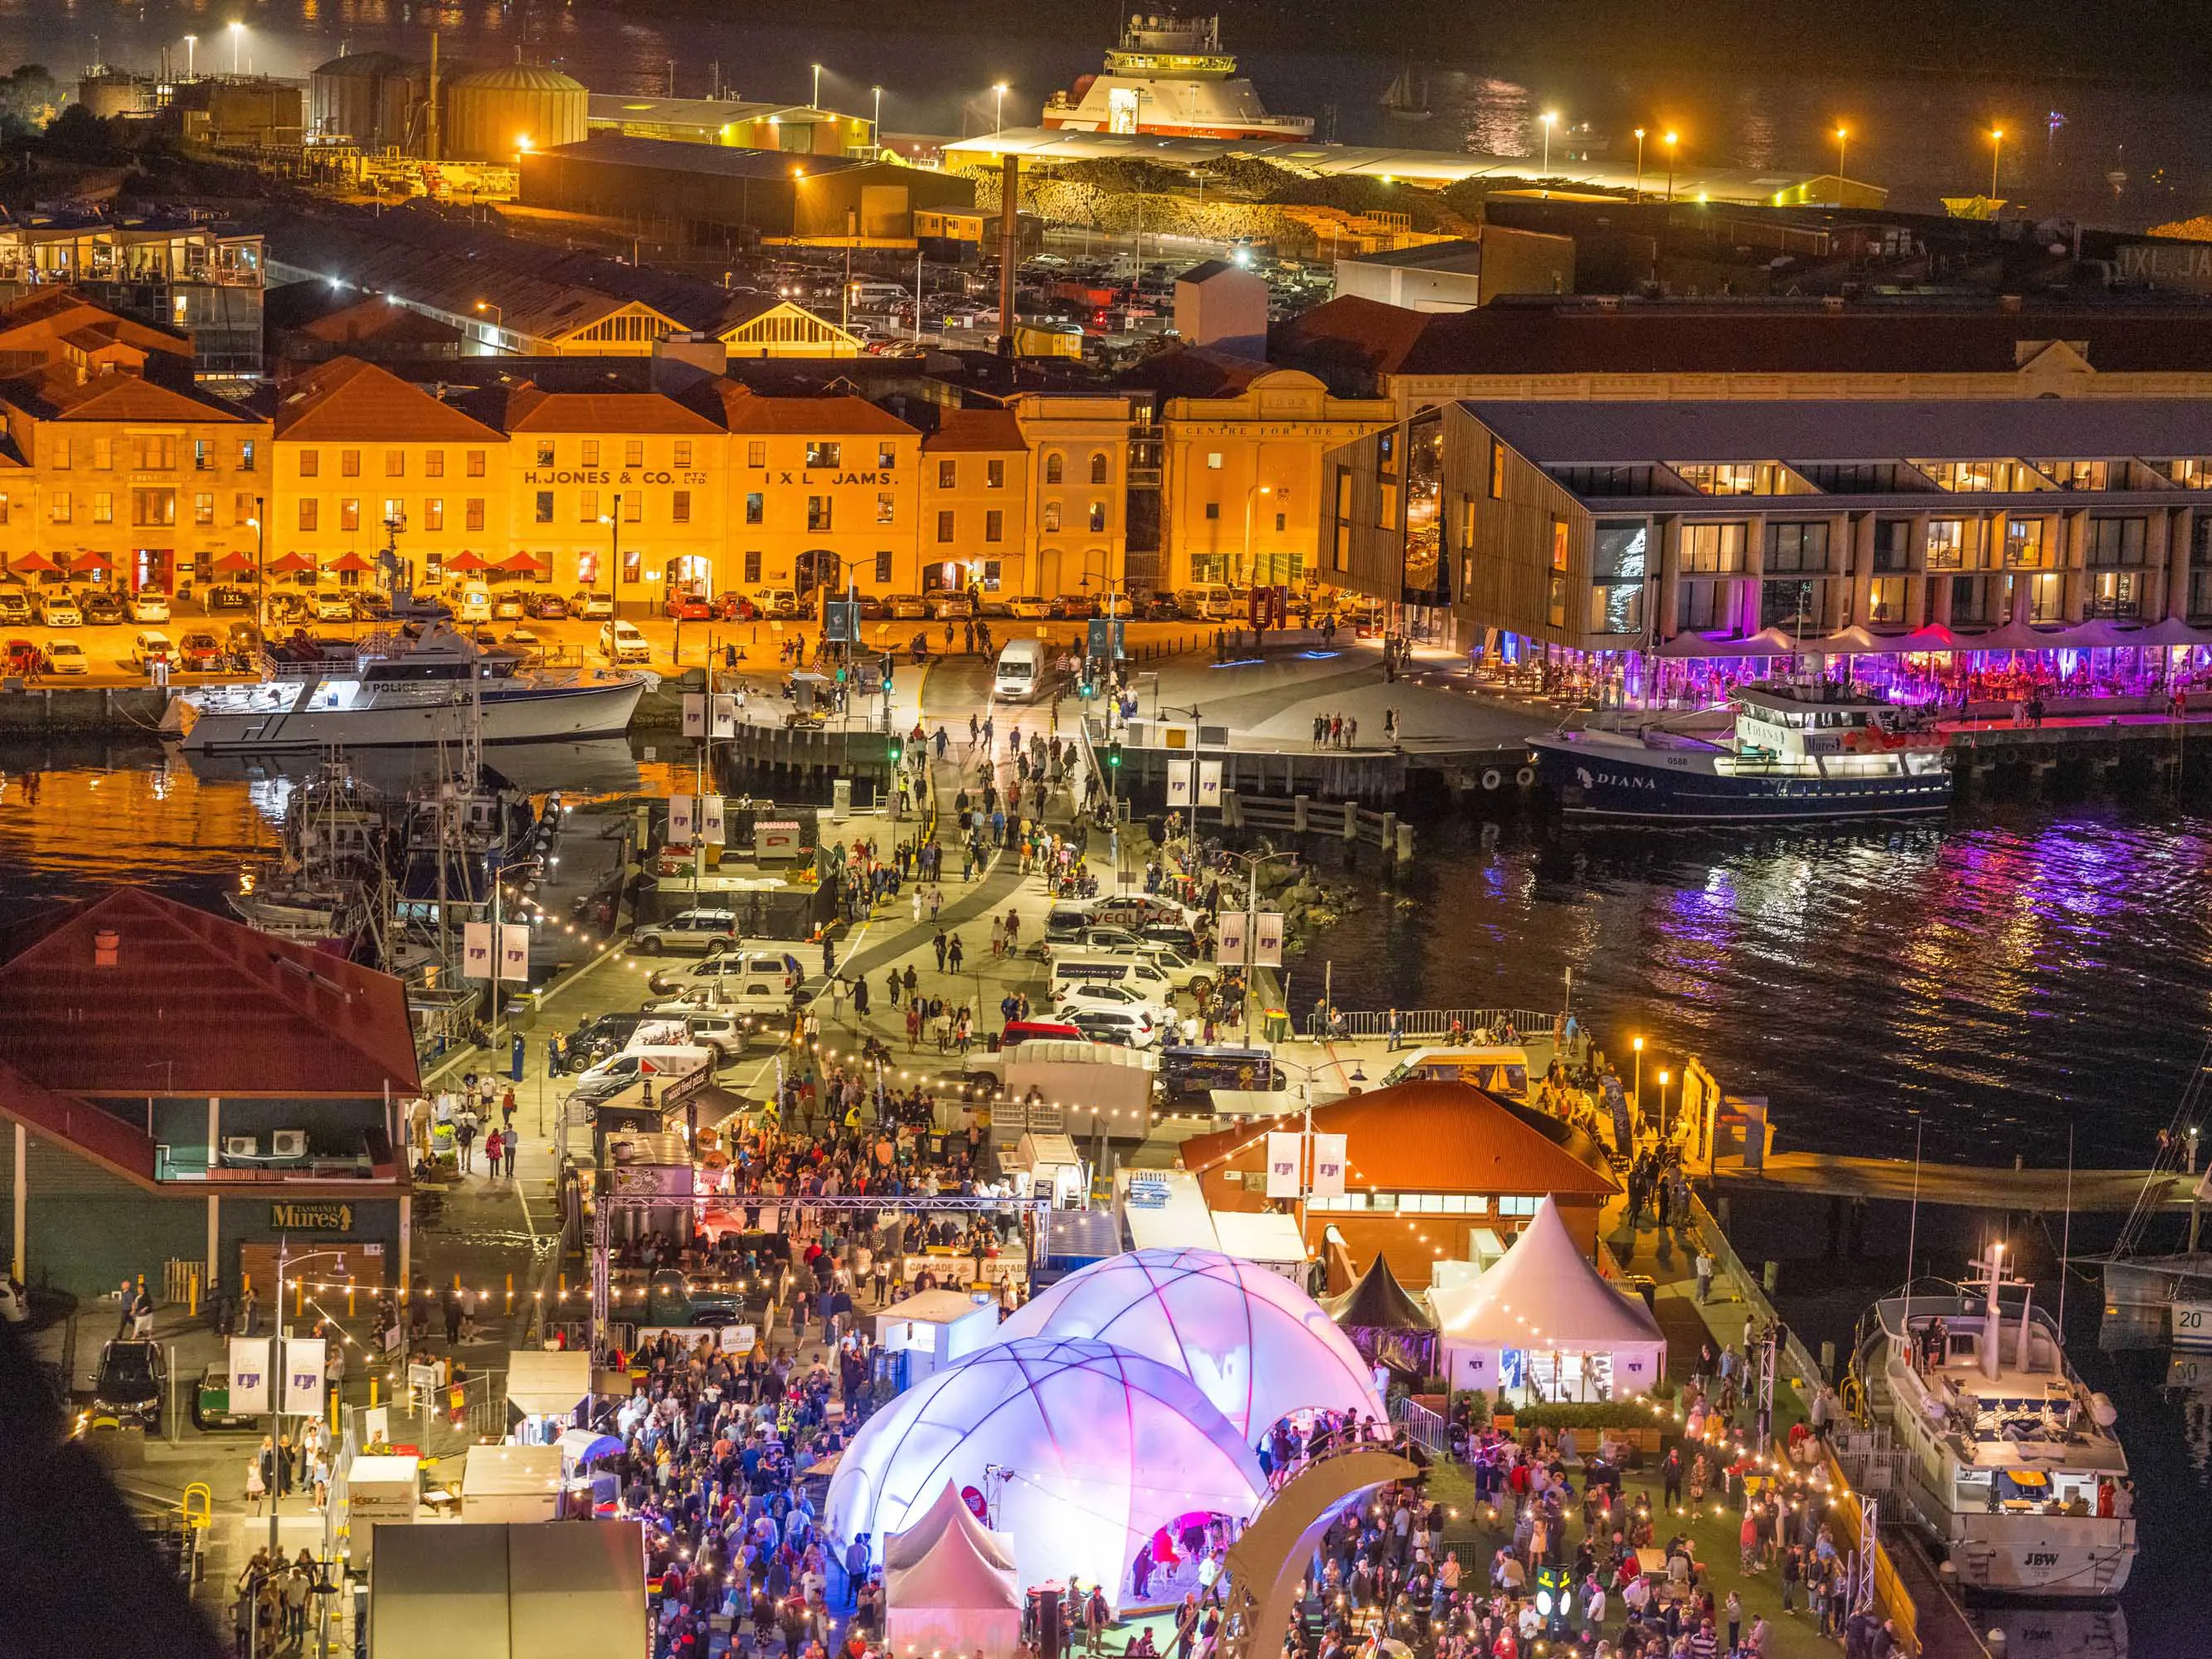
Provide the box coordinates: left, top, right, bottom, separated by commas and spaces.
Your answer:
2, 0, 2209, 225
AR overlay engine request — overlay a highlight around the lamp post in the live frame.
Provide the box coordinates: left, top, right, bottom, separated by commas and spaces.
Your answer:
1655, 1068, 1671, 1141
1539, 109, 1558, 182
993, 82, 1008, 137
811, 63, 823, 110
871, 85, 882, 148
184, 34, 197, 80
1240, 484, 1273, 588
1834, 124, 1849, 183
265, 1242, 352, 1575
1989, 126, 2004, 201
1663, 130, 1679, 202
1632, 127, 1646, 201
250, 498, 265, 630
473, 299, 503, 353
1631, 1035, 1645, 1130
229, 19, 244, 76
597, 496, 622, 617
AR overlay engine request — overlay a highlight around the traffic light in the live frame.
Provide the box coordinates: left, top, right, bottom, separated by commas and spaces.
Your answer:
887, 738, 903, 765
1106, 740, 1122, 770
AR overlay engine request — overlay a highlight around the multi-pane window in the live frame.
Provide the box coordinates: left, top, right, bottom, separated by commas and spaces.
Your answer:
1587, 519, 1648, 634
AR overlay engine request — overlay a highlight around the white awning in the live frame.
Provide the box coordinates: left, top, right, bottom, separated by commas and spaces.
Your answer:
504, 1349, 592, 1418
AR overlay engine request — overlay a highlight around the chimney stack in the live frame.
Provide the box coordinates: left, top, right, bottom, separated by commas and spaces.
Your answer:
997, 153, 1020, 358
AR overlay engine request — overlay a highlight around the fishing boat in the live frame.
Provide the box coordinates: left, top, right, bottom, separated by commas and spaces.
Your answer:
226, 757, 389, 959
1855, 1247, 2137, 1598
1529, 681, 1952, 822
161, 622, 647, 752
1380, 66, 1432, 121
2098, 1036, 2212, 1345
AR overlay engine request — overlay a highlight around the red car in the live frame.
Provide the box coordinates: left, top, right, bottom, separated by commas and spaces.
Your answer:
3, 638, 44, 676
177, 631, 223, 671
714, 592, 761, 622
664, 593, 714, 620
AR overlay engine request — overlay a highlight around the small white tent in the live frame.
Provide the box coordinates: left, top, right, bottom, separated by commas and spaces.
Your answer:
1435, 1197, 1666, 1402
885, 1482, 1023, 1658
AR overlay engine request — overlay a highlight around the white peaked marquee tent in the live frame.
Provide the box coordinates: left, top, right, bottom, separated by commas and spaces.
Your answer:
1434, 1197, 1667, 1403
994, 1246, 1383, 1438
885, 1482, 1023, 1659
825, 1336, 1265, 1608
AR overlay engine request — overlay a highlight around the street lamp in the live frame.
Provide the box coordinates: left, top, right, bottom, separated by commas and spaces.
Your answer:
1989, 125, 2004, 201
474, 299, 503, 353
1539, 109, 1558, 180
1656, 1068, 1671, 1139
265, 1242, 354, 1572
1834, 124, 1849, 182
597, 495, 622, 616
811, 63, 823, 110
1241, 484, 1274, 588
183, 34, 197, 80
1632, 127, 1646, 201
229, 19, 244, 76
1631, 1035, 1645, 1128
1662, 130, 1680, 202
872, 85, 882, 148
249, 499, 265, 630
993, 82, 1009, 136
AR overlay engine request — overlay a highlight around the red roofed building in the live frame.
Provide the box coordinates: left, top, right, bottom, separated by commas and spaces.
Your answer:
0, 888, 416, 1300
922, 410, 1030, 599
1178, 1079, 1616, 1287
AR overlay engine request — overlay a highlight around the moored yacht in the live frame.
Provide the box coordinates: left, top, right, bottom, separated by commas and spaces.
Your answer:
162, 623, 648, 752
1856, 1248, 2137, 1598
1530, 680, 1952, 822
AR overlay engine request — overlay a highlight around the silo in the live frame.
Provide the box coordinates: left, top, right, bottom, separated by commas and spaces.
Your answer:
442, 63, 586, 163
310, 51, 404, 146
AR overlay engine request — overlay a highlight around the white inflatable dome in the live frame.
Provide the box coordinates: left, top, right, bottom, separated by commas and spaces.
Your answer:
995, 1246, 1383, 1439
825, 1336, 1265, 1607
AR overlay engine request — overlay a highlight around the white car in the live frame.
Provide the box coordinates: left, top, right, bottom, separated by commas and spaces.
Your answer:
571, 590, 614, 620
129, 591, 170, 624
630, 907, 740, 955
128, 630, 173, 670
600, 620, 650, 663
39, 592, 81, 626
312, 589, 354, 623
1055, 1002, 1158, 1048
42, 639, 88, 675
1053, 979, 1177, 1029
1007, 596, 1051, 620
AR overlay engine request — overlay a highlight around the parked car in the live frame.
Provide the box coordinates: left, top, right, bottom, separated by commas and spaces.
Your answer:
3, 638, 43, 676
600, 620, 650, 663
526, 591, 570, 620
42, 639, 87, 675
129, 591, 172, 624
1055, 1003, 1158, 1048
128, 630, 174, 671
311, 589, 352, 624
207, 584, 252, 611
664, 592, 713, 620
265, 591, 312, 625
492, 592, 527, 620
38, 591, 82, 627
759, 588, 800, 618
570, 590, 614, 620
714, 591, 760, 621
177, 630, 223, 671
645, 949, 804, 1000
857, 596, 887, 620
1049, 595, 1096, 620
351, 589, 391, 619
630, 907, 741, 956
80, 589, 125, 625
926, 591, 975, 620
1141, 596, 1184, 621
189, 1363, 264, 1432
1007, 596, 1051, 620
887, 593, 928, 620
0, 587, 29, 625
223, 622, 265, 669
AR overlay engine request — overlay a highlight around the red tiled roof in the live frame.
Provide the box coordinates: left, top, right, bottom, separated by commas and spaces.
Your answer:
0, 364, 250, 424
707, 381, 916, 437
294, 295, 464, 348
921, 408, 1027, 454
1115, 344, 1272, 400
275, 355, 507, 445
1270, 295, 1436, 382
0, 887, 422, 1097
0, 287, 193, 363
1179, 1079, 1616, 1198
500, 384, 722, 435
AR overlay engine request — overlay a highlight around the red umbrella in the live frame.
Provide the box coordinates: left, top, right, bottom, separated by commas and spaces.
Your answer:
445, 549, 493, 572
498, 550, 547, 571
266, 551, 316, 575
326, 552, 376, 574
8, 551, 61, 574
67, 551, 112, 572
210, 551, 255, 574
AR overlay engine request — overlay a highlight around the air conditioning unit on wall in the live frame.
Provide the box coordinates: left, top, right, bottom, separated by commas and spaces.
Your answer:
269, 1130, 309, 1160
221, 1136, 259, 1159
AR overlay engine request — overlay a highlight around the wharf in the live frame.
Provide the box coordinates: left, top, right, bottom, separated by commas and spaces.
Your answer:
1711, 1151, 2190, 1213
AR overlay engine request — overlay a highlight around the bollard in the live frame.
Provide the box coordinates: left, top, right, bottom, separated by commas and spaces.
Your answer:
1293, 794, 1309, 834
1819, 1340, 1835, 1382
1985, 1631, 2007, 1658
370, 1377, 378, 1408
1395, 822, 1414, 864
1762, 1260, 1780, 1296
1341, 804, 1359, 843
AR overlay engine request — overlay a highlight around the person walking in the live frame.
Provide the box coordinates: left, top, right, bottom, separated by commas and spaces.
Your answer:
932, 930, 948, 972
455, 1110, 477, 1175
946, 935, 965, 974
1694, 1247, 1714, 1304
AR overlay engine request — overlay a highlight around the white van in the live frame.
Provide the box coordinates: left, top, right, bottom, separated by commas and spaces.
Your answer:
1049, 952, 1183, 1006
569, 1042, 715, 1103
1174, 583, 1237, 620
994, 637, 1044, 701
455, 585, 492, 623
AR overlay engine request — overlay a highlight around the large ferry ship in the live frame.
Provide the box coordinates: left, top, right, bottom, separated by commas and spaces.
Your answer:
1043, 12, 1314, 140
162, 623, 648, 752
1855, 1249, 2137, 1598
1529, 681, 1952, 822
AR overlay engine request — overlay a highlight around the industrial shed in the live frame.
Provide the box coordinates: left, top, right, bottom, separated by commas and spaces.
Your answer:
519, 136, 975, 244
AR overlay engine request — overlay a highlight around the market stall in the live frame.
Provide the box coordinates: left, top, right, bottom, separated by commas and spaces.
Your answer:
873, 1288, 1003, 1389
460, 1443, 565, 1525
884, 1481, 1023, 1659
505, 1349, 593, 1443
1434, 1197, 1666, 1402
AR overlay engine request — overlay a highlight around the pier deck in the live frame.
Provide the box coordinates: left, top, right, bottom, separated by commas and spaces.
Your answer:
1713, 1151, 2189, 1212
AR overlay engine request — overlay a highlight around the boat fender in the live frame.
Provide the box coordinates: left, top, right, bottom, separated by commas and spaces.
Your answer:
1515, 766, 1535, 786
2089, 1392, 2118, 1428
1481, 768, 1503, 791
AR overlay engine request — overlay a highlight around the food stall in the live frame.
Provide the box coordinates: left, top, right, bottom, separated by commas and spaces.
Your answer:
345, 1453, 421, 1569
504, 1350, 593, 1444
459, 1443, 565, 1525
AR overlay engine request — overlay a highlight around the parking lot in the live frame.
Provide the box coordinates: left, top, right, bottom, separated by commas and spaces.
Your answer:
0, 581, 1342, 685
